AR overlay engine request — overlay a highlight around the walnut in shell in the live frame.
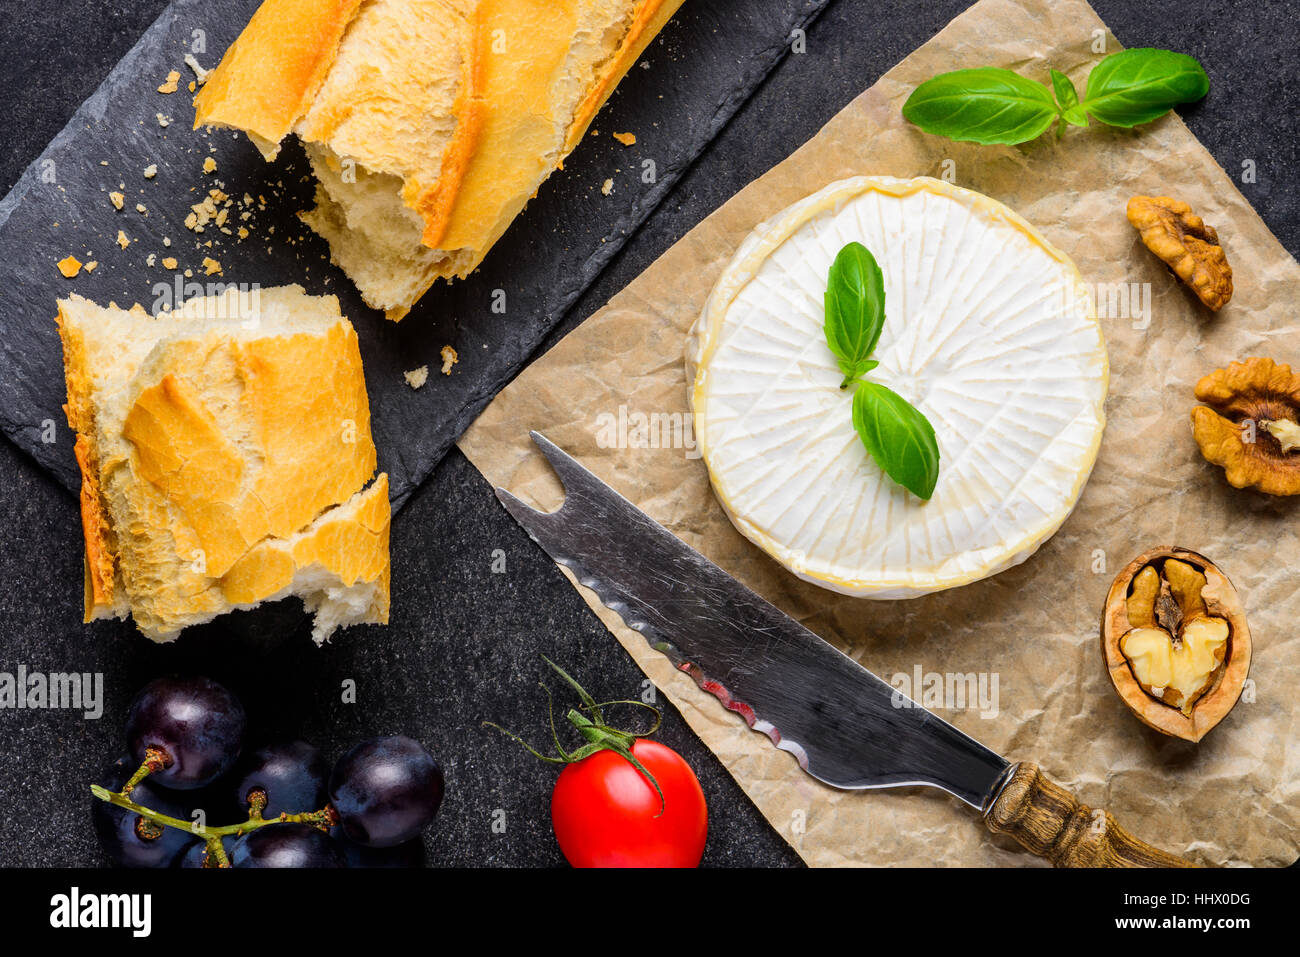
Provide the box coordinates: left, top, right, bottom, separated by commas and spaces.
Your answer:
1127, 195, 1233, 310
1101, 547, 1250, 742
1192, 357, 1300, 495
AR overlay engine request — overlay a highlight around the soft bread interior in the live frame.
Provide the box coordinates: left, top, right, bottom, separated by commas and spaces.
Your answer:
56, 286, 390, 643
195, 0, 682, 319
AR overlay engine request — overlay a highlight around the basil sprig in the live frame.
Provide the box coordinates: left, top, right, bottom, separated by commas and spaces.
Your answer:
902, 48, 1208, 145
824, 242, 940, 500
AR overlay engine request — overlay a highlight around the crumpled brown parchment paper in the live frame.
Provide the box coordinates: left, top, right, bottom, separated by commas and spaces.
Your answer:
459, 0, 1300, 866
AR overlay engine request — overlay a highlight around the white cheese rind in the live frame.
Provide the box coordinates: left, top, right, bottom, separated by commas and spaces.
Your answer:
689, 176, 1108, 598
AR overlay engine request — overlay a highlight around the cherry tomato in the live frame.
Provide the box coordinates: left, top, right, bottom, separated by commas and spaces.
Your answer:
551, 739, 707, 867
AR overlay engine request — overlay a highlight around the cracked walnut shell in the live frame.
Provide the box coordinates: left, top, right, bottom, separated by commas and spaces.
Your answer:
1192, 357, 1300, 495
1101, 547, 1250, 742
1127, 195, 1233, 310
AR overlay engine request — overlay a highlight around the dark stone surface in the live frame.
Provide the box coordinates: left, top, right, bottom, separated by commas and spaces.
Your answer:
0, 0, 1297, 868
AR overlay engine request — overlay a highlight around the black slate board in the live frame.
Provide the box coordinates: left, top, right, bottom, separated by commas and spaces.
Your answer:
0, 0, 831, 510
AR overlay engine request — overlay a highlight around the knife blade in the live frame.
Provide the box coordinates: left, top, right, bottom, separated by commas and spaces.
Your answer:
496, 431, 1194, 867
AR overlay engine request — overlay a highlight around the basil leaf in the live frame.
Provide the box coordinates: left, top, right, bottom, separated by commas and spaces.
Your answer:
1081, 48, 1209, 128
824, 242, 886, 385
1049, 68, 1079, 111
851, 382, 940, 500
1061, 103, 1089, 127
902, 67, 1059, 145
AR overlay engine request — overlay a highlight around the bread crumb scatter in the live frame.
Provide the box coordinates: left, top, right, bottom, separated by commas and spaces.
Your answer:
157, 70, 180, 94
441, 345, 458, 375
57, 255, 82, 278
404, 366, 429, 390
612, 131, 637, 146
108, 191, 125, 210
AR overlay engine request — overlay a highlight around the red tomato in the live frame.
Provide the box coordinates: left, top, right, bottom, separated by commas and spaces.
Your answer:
551, 739, 707, 867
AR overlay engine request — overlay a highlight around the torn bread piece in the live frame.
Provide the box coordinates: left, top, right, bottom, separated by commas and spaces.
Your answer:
193, 0, 684, 320
56, 285, 390, 643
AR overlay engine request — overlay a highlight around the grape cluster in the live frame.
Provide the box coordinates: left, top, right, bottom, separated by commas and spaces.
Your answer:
93, 676, 445, 868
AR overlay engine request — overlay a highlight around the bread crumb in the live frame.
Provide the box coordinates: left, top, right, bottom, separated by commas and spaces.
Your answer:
590, 129, 599, 137
156, 113, 171, 128
83, 261, 98, 273
157, 70, 180, 94
441, 345, 458, 375
613, 131, 637, 146
237, 226, 249, 240
108, 191, 125, 210
184, 53, 209, 83
188, 80, 196, 93
163, 237, 171, 247
57, 255, 81, 278
600, 178, 614, 196
404, 366, 429, 390
161, 256, 178, 269
202, 157, 217, 174
116, 229, 129, 249
146, 253, 156, 267
135, 203, 148, 214
143, 164, 158, 179
202, 256, 223, 276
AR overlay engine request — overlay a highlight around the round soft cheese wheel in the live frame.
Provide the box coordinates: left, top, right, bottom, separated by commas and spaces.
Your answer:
689, 176, 1108, 598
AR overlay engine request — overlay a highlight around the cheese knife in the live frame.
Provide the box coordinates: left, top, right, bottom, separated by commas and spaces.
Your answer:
496, 432, 1193, 868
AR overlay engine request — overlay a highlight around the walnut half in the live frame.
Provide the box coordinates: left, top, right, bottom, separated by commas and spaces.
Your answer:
1191, 356, 1300, 495
1127, 195, 1233, 310
1101, 547, 1251, 742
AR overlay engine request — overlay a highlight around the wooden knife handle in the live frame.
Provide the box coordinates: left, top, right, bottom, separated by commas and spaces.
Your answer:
984, 763, 1196, 868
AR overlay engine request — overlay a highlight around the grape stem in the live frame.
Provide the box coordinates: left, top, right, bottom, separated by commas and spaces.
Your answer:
89, 783, 339, 869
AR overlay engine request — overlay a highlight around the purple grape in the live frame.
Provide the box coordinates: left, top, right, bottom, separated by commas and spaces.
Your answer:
330, 826, 425, 868
125, 676, 246, 790
231, 824, 343, 868
329, 736, 444, 848
92, 756, 198, 868
230, 740, 328, 820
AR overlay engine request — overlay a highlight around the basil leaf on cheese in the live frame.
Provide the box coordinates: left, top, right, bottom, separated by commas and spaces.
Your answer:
824, 241, 886, 387
852, 382, 940, 501
901, 67, 1059, 145
1080, 48, 1209, 128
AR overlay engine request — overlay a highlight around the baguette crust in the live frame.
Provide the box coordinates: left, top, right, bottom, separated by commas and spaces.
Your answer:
193, 0, 365, 158
560, 0, 682, 156
55, 288, 390, 643
194, 0, 683, 316
56, 302, 119, 616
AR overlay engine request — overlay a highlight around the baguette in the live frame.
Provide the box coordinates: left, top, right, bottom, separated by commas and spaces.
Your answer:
194, 0, 684, 320
56, 285, 390, 643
